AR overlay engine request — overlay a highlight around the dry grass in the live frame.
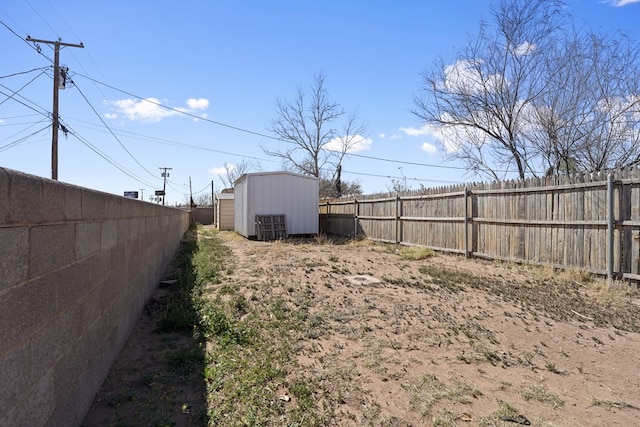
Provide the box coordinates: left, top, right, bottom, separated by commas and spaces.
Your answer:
85, 228, 640, 427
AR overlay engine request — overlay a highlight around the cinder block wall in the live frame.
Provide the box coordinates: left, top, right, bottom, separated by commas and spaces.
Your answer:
192, 206, 213, 225
0, 168, 190, 427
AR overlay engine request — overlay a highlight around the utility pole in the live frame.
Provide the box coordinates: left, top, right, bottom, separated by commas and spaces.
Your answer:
189, 176, 194, 207
26, 36, 83, 180
139, 188, 145, 201
159, 167, 172, 205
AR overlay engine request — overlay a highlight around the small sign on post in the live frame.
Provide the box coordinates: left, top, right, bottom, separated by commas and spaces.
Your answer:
155, 190, 165, 196
124, 191, 139, 199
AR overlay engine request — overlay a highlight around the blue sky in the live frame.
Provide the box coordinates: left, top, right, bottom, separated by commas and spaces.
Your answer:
1, 0, 639, 204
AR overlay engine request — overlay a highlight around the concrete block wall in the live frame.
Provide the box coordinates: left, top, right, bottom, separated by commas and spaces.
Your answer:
192, 206, 214, 225
0, 168, 190, 427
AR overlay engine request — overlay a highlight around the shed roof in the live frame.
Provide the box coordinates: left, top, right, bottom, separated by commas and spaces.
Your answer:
234, 171, 319, 185
216, 193, 235, 200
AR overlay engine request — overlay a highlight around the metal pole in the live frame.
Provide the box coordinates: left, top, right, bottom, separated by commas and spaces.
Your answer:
607, 173, 614, 282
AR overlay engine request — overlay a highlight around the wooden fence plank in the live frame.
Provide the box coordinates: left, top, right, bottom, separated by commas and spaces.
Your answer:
319, 169, 640, 281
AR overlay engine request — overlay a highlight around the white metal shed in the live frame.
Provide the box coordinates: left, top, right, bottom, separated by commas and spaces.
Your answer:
234, 171, 319, 239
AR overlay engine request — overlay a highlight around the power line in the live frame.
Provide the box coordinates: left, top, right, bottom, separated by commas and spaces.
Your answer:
42, 0, 117, 116
73, 72, 483, 173
192, 182, 212, 195
66, 116, 461, 185
0, 68, 49, 108
0, 119, 49, 128
3, 11, 153, 182
44, 0, 82, 41
0, 10, 463, 192
0, 67, 50, 80
159, 167, 172, 205
0, 114, 42, 120
0, 84, 50, 117
0, 18, 54, 63
0, 121, 49, 128
0, 120, 50, 152
68, 117, 278, 163
74, 72, 284, 140
342, 169, 461, 185
72, 78, 158, 180
25, 36, 84, 180
64, 124, 157, 187
24, 0, 59, 38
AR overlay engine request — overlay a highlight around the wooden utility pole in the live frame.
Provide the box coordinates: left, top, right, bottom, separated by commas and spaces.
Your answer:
159, 167, 172, 205
26, 36, 84, 180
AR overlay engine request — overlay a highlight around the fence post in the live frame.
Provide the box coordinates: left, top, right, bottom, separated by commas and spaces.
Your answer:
464, 187, 469, 258
395, 193, 400, 245
607, 173, 614, 282
326, 201, 331, 232
354, 199, 359, 238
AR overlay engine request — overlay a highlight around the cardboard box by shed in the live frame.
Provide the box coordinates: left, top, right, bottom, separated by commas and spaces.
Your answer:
234, 171, 319, 239
215, 192, 235, 230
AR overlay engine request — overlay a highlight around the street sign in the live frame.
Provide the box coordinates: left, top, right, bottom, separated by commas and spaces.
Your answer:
155, 190, 165, 196
124, 191, 139, 198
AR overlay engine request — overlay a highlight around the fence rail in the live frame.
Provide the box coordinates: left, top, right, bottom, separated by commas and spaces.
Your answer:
319, 168, 640, 282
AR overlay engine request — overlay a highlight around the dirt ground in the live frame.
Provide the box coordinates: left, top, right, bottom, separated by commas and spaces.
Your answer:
84, 228, 640, 426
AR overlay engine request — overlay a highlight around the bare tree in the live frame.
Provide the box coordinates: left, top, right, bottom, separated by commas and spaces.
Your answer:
218, 160, 252, 189
180, 192, 213, 207
529, 29, 640, 174
195, 193, 213, 206
413, 0, 566, 180
266, 72, 366, 189
414, 0, 640, 180
319, 176, 362, 198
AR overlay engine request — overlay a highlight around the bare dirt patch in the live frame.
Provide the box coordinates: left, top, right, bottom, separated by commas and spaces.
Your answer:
85, 228, 640, 426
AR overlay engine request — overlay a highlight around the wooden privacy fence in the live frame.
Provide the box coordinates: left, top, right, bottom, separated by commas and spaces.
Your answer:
319, 169, 640, 282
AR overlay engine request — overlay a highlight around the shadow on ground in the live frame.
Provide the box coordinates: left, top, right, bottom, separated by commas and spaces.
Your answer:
82, 228, 208, 426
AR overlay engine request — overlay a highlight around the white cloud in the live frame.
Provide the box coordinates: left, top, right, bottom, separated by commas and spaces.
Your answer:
208, 166, 229, 175
403, 118, 466, 154
187, 98, 209, 109
514, 41, 536, 56
108, 98, 179, 122
421, 142, 437, 154
420, 142, 438, 154
389, 133, 402, 140
378, 133, 386, 139
604, 0, 640, 6
106, 97, 210, 122
443, 59, 503, 95
325, 134, 372, 153
400, 125, 432, 136
192, 113, 209, 122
